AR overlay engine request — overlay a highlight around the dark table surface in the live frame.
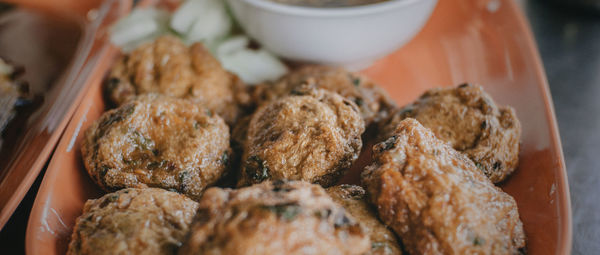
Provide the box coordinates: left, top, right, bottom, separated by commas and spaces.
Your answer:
1, 1, 599, 254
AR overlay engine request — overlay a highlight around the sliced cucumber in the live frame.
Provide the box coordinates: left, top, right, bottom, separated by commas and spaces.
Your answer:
170, 0, 208, 34
110, 8, 170, 51
184, 5, 232, 44
216, 35, 250, 56
220, 48, 288, 84
171, 0, 232, 44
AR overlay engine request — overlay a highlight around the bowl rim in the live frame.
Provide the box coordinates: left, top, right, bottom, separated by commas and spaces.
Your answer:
235, 0, 426, 17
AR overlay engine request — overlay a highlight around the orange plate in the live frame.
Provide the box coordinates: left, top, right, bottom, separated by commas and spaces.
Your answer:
25, 0, 572, 254
0, 0, 129, 229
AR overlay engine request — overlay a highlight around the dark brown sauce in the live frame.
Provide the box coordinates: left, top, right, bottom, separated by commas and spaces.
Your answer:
270, 0, 390, 7
0, 8, 82, 173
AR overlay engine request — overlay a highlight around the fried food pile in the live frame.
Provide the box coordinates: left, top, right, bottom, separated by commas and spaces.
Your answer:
71, 36, 526, 255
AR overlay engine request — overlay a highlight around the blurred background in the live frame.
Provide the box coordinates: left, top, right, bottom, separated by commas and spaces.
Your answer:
0, 0, 599, 254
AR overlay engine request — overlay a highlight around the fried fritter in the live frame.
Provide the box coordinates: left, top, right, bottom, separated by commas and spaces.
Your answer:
239, 86, 364, 187
81, 94, 231, 200
363, 118, 526, 255
105, 35, 250, 125
379, 84, 521, 183
67, 188, 199, 255
326, 185, 402, 255
179, 180, 371, 255
251, 65, 395, 126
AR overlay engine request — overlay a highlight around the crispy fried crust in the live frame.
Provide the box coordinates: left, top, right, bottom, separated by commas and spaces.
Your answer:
363, 118, 526, 255
179, 181, 371, 255
251, 65, 395, 126
379, 84, 521, 183
105, 35, 250, 125
67, 188, 199, 255
81, 94, 231, 200
326, 185, 402, 255
239, 87, 365, 187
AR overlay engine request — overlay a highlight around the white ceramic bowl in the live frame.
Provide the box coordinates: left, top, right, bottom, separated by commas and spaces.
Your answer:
226, 0, 438, 69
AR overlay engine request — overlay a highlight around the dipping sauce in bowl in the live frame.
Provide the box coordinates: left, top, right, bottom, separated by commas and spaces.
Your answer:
228, 0, 438, 69
270, 0, 389, 7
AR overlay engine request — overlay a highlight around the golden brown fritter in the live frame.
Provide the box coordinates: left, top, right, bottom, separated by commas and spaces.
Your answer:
239, 86, 365, 187
81, 94, 231, 200
363, 118, 526, 255
67, 188, 199, 255
379, 84, 521, 183
251, 65, 395, 126
326, 185, 402, 255
179, 180, 371, 255
105, 35, 250, 125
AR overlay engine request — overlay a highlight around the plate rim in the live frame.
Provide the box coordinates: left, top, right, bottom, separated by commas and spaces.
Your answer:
505, 1, 572, 253
0, 0, 120, 229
